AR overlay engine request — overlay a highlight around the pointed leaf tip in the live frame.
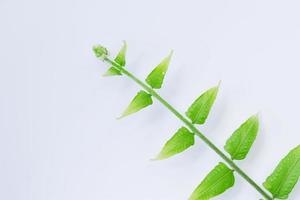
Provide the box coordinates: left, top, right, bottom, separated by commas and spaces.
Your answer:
119, 90, 153, 119
103, 41, 127, 76
155, 127, 194, 160
186, 84, 219, 124
114, 41, 127, 67
224, 114, 259, 160
263, 145, 300, 199
145, 51, 173, 89
189, 162, 235, 200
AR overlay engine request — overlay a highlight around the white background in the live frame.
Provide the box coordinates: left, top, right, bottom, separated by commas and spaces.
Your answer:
1, 0, 300, 199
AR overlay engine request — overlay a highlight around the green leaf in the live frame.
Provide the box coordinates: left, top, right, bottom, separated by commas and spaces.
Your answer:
114, 41, 127, 66
119, 90, 153, 118
224, 115, 259, 160
155, 127, 194, 160
103, 67, 122, 76
145, 51, 173, 89
103, 41, 127, 76
185, 84, 219, 124
189, 162, 235, 200
263, 145, 300, 199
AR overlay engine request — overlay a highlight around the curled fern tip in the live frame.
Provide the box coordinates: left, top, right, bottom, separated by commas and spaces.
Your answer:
93, 45, 108, 60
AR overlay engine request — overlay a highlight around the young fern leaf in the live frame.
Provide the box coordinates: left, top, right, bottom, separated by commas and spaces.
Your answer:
93, 43, 277, 200
263, 145, 300, 199
224, 115, 259, 160
119, 90, 153, 118
103, 41, 127, 76
186, 84, 219, 124
93, 45, 108, 59
189, 162, 235, 200
145, 51, 173, 89
155, 127, 194, 160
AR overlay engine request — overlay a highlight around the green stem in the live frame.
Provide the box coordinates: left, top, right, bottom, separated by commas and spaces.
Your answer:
102, 57, 273, 200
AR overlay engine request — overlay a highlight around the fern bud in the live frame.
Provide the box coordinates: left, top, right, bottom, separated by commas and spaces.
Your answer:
93, 45, 108, 60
